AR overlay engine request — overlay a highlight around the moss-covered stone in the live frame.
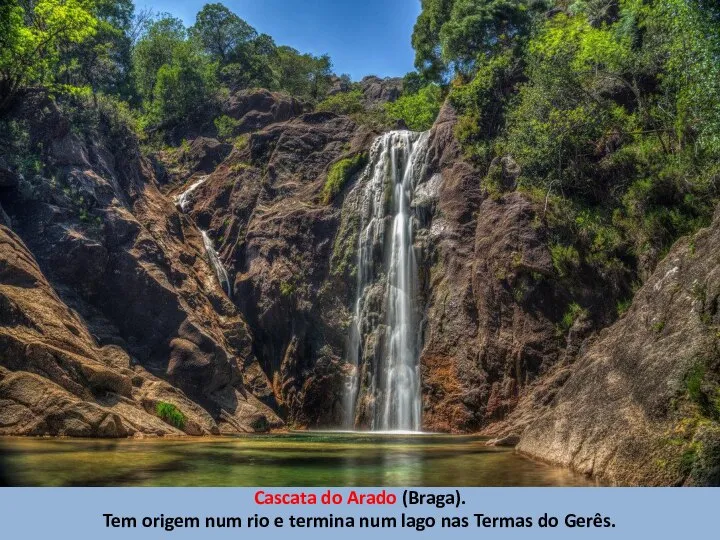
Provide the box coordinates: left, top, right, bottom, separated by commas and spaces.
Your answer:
322, 153, 367, 204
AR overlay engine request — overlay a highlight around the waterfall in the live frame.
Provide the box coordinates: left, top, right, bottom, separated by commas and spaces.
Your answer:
345, 130, 430, 432
175, 175, 209, 212
201, 230, 232, 298
174, 176, 232, 298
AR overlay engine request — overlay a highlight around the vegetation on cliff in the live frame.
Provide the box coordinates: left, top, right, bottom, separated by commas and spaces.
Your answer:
408, 0, 720, 317
322, 153, 368, 204
155, 402, 186, 430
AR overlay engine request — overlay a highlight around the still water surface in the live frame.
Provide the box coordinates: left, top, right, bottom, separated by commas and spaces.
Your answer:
0, 432, 597, 486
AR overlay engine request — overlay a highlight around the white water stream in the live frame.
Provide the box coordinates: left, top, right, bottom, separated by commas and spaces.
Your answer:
175, 176, 231, 298
345, 130, 430, 431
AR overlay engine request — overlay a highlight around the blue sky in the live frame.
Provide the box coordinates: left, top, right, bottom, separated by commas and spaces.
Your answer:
138, 0, 421, 80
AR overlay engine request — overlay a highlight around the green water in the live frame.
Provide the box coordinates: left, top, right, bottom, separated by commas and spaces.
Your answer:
0, 432, 597, 486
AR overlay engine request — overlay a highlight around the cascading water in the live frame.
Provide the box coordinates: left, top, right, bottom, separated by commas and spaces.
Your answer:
175, 176, 231, 298
201, 230, 232, 298
345, 130, 430, 432
175, 175, 209, 212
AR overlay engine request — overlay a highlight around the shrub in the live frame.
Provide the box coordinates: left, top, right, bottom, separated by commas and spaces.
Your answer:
315, 89, 364, 116
685, 363, 706, 405
616, 297, 632, 317
234, 134, 249, 150
279, 281, 296, 297
322, 153, 367, 204
214, 115, 239, 140
550, 244, 581, 278
559, 302, 587, 334
156, 401, 186, 430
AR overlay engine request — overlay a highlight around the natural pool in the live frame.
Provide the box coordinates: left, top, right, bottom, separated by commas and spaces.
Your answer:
0, 432, 597, 486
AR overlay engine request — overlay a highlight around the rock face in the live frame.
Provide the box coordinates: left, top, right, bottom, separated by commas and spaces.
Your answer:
0, 92, 281, 436
179, 109, 376, 426
515, 209, 720, 486
2, 86, 719, 485
221, 89, 308, 135
358, 76, 403, 106
409, 104, 570, 432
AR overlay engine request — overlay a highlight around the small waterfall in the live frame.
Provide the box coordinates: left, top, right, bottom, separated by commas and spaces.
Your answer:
201, 230, 232, 298
345, 130, 430, 432
175, 175, 209, 212
174, 175, 231, 298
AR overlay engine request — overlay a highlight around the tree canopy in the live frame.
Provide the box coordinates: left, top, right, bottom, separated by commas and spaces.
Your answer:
409, 0, 720, 306
0, 0, 99, 112
0, 1, 338, 132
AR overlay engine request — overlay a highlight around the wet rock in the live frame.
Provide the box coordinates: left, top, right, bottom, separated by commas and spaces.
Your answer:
418, 103, 563, 433
184, 107, 373, 426
487, 434, 520, 447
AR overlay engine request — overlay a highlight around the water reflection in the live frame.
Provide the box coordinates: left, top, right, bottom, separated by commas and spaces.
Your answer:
0, 433, 599, 487
0, 442, 11, 486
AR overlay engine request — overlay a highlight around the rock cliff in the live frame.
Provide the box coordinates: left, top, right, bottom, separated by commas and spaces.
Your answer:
1, 87, 718, 485
513, 207, 720, 485
0, 92, 280, 436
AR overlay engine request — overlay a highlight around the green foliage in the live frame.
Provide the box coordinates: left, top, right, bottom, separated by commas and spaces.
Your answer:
682, 358, 720, 420
233, 133, 249, 150
450, 51, 514, 160
559, 302, 587, 333
190, 3, 281, 90
616, 297, 632, 317
131, 16, 187, 102
652, 320, 666, 333
407, 0, 720, 305
274, 46, 333, 101
279, 281, 296, 297
0, 0, 99, 112
686, 363, 706, 406
2, 0, 340, 146
155, 401, 186, 429
315, 90, 364, 116
190, 3, 256, 63
322, 153, 368, 204
412, 0, 539, 79
386, 84, 443, 131
58, 0, 136, 99
330, 212, 360, 280
550, 244, 580, 278
315, 88, 397, 130
150, 46, 217, 128
133, 24, 220, 131
214, 114, 239, 140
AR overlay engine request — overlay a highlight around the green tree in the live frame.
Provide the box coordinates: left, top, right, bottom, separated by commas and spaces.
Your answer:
149, 41, 217, 128
386, 84, 443, 131
411, 0, 536, 79
0, 0, 98, 113
131, 16, 186, 101
59, 0, 136, 98
316, 89, 364, 116
190, 2, 257, 63
220, 32, 279, 90
412, 0, 454, 80
274, 46, 333, 101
